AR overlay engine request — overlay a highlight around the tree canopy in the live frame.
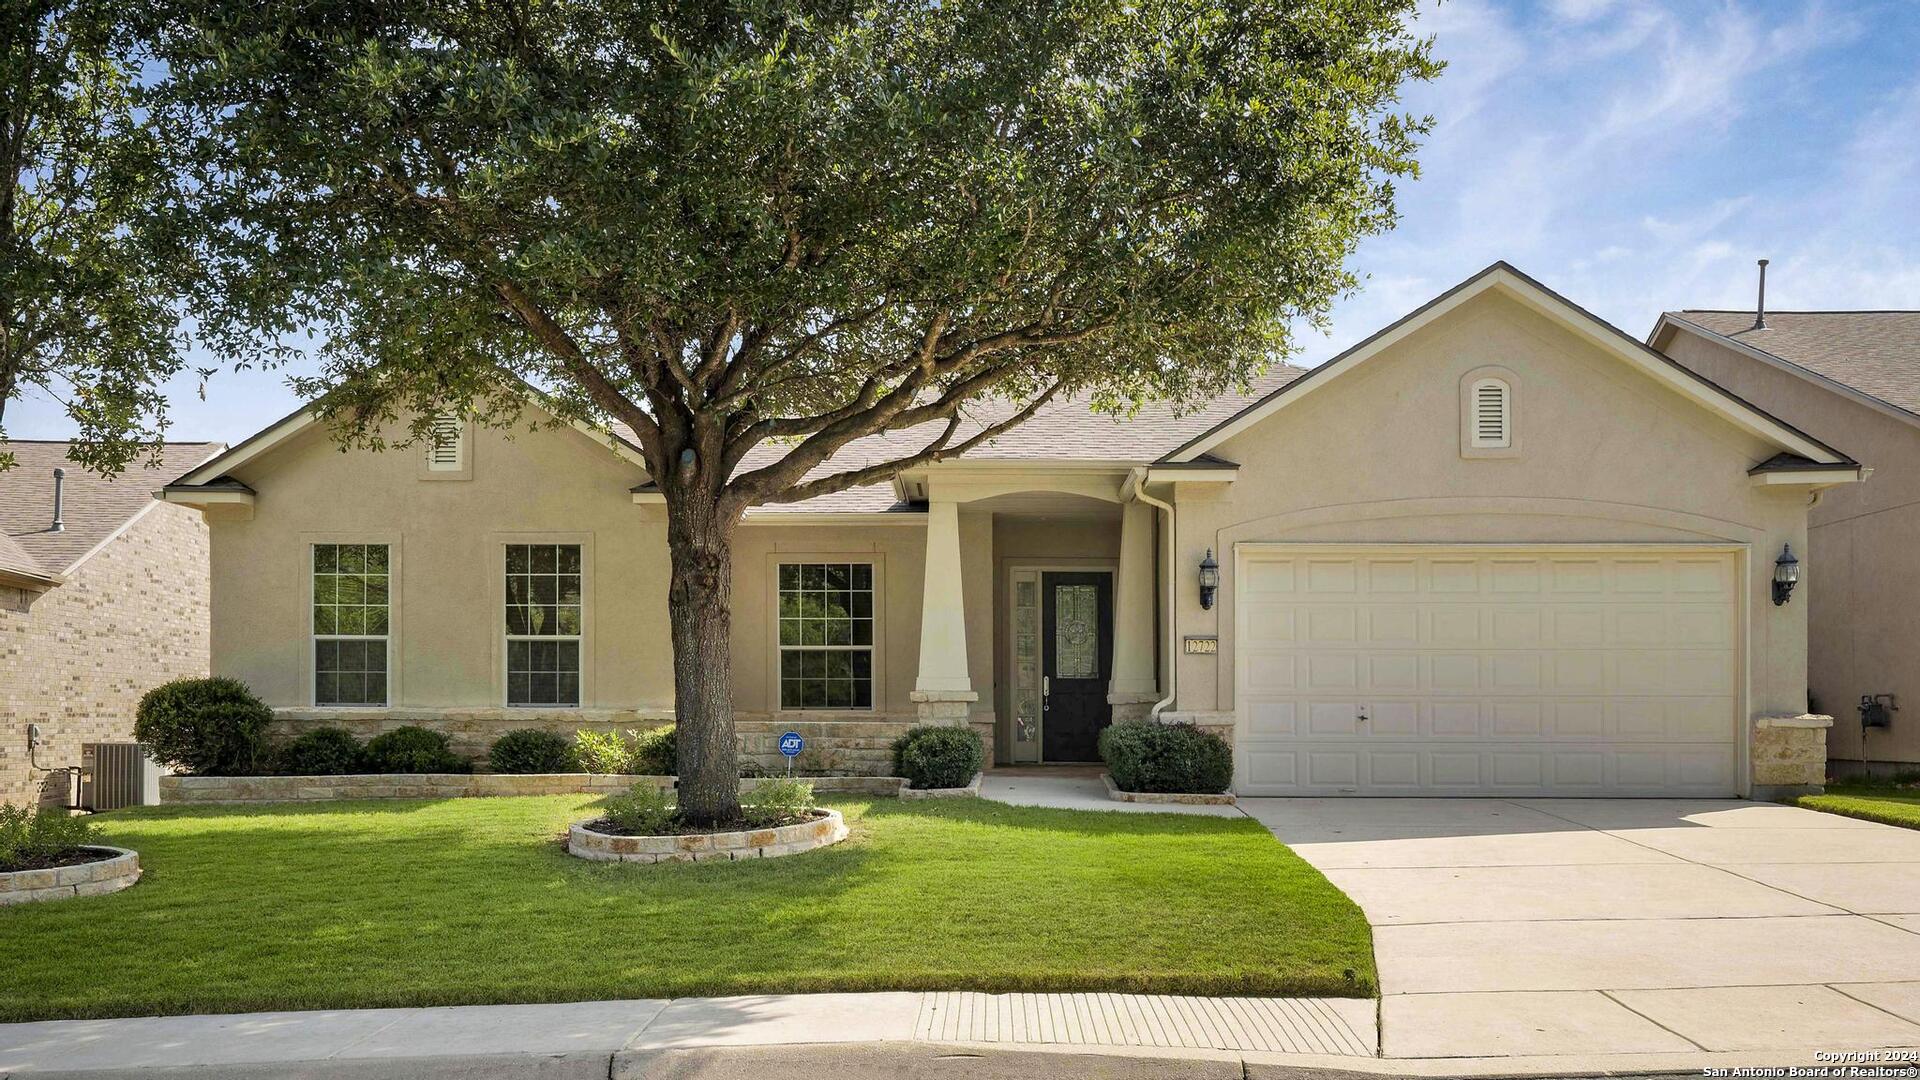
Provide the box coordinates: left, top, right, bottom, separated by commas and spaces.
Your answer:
155, 0, 1437, 507
1, 0, 192, 472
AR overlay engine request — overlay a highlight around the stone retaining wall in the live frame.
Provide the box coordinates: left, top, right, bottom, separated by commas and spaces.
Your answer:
164, 772, 971, 804
265, 712, 920, 777
568, 809, 847, 863
1753, 714, 1832, 798
0, 847, 140, 905
161, 772, 673, 804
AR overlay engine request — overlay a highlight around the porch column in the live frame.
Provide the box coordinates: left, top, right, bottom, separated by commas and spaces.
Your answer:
912, 498, 978, 727
1109, 498, 1160, 723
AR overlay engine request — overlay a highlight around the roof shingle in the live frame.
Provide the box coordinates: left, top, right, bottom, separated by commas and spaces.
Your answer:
0, 442, 223, 576
1667, 310, 1920, 417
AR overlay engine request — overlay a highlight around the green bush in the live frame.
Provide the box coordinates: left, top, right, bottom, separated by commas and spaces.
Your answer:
600, 783, 676, 834
1098, 721, 1233, 794
890, 725, 983, 790
361, 726, 468, 774
0, 805, 99, 871
488, 729, 579, 774
632, 726, 677, 775
274, 728, 363, 775
743, 777, 816, 826
133, 676, 272, 776
574, 726, 676, 775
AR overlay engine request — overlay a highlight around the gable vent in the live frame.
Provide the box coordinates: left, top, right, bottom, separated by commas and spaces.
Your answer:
1470, 378, 1511, 448
426, 412, 465, 471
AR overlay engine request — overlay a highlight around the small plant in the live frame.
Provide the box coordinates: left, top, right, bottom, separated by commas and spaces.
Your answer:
737, 758, 771, 779
1099, 721, 1233, 794
743, 778, 817, 826
488, 729, 579, 774
361, 726, 468, 774
573, 729, 635, 774
134, 676, 273, 776
600, 783, 677, 835
891, 725, 983, 790
274, 728, 364, 775
0, 805, 100, 872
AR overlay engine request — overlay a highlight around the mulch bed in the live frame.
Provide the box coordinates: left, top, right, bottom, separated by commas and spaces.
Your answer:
0, 846, 119, 874
582, 809, 826, 837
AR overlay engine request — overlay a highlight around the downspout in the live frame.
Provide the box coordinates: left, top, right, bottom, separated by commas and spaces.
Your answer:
1128, 467, 1177, 722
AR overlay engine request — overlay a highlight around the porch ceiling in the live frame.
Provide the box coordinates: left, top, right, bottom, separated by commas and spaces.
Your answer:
964, 491, 1121, 520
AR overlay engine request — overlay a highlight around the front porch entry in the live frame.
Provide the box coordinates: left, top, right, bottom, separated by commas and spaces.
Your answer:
1018, 569, 1114, 762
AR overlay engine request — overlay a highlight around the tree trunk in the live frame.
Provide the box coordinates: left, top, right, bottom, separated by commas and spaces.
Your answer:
665, 490, 742, 826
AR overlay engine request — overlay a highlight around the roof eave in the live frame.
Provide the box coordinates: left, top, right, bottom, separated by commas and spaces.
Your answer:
1652, 314, 1920, 435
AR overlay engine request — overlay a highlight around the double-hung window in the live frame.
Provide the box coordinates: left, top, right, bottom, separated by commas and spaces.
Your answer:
313, 543, 390, 706
778, 562, 874, 710
505, 544, 582, 707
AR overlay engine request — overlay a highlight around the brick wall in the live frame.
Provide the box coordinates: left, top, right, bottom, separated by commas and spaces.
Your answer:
0, 504, 210, 806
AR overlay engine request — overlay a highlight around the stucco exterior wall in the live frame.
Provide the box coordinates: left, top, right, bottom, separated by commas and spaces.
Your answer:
1663, 328, 1920, 767
205, 415, 998, 773
0, 504, 210, 806
1164, 293, 1813, 757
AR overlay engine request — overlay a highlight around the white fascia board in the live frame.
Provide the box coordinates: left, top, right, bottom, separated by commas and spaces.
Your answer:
1143, 465, 1236, 483
1749, 467, 1865, 487
741, 512, 927, 526
1652, 315, 1920, 435
1166, 264, 1851, 466
631, 490, 666, 505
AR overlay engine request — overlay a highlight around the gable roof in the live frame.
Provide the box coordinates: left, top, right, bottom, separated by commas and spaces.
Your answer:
1, 441, 224, 580
1161, 262, 1858, 467
1653, 310, 1920, 425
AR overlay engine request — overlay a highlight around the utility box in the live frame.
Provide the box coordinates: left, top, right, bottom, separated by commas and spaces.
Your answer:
80, 743, 163, 810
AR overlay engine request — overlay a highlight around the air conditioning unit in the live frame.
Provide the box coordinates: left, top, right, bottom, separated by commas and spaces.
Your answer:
81, 743, 162, 811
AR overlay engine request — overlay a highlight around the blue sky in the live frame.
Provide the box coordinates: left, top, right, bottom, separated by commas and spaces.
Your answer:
10, 0, 1919, 445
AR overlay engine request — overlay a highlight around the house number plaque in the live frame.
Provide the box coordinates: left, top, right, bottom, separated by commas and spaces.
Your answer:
1183, 636, 1219, 655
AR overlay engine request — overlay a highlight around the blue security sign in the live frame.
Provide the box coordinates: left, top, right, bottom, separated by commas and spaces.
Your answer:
778, 731, 805, 758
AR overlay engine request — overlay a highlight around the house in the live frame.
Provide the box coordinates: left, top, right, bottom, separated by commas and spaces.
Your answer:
2, 441, 223, 806
159, 263, 1862, 797
1653, 303, 1920, 778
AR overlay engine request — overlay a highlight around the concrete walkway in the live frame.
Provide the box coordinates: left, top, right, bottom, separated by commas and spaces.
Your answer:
1246, 796, 1920, 1060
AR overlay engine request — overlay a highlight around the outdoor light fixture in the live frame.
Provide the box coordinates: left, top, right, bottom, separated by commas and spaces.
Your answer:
1772, 543, 1800, 606
1199, 549, 1220, 611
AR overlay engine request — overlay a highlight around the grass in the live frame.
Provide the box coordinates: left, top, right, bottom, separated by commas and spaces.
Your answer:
1798, 780, 1920, 829
0, 795, 1375, 1021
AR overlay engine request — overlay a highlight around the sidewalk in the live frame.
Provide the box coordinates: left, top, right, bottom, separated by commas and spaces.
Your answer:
0, 991, 1870, 1078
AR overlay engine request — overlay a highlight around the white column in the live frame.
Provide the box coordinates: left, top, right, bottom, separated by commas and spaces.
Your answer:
913, 499, 976, 710
1109, 499, 1160, 721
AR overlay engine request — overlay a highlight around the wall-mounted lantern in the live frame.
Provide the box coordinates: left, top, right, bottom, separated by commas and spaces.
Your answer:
1199, 548, 1220, 611
1772, 543, 1800, 606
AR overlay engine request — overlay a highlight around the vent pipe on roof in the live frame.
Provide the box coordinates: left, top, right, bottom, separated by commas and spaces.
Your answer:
1754, 258, 1770, 330
51, 468, 65, 533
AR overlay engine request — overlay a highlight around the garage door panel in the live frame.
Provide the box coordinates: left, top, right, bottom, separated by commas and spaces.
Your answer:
1236, 547, 1741, 797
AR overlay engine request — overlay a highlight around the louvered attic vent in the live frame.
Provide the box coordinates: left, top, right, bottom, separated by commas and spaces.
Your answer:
1470, 378, 1511, 449
426, 412, 464, 471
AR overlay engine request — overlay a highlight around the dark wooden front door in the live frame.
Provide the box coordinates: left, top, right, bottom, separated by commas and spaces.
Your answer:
1041, 571, 1114, 762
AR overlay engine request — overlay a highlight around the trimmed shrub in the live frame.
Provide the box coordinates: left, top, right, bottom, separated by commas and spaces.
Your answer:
134, 676, 272, 776
600, 783, 676, 834
0, 805, 99, 871
891, 725, 983, 790
1098, 722, 1233, 794
489, 729, 580, 774
632, 726, 677, 776
361, 726, 468, 774
274, 728, 364, 775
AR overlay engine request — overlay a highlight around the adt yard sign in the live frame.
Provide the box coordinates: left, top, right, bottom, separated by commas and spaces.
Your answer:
779, 731, 805, 758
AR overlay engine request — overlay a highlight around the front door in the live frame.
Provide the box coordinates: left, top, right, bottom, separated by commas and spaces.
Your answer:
1041, 571, 1114, 762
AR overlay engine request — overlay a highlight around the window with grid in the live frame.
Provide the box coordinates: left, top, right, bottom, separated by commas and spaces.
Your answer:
505, 544, 581, 706
778, 562, 874, 710
313, 543, 389, 706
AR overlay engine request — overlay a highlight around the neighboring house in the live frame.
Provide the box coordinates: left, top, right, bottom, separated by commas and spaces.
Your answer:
1653, 307, 1920, 777
161, 263, 1861, 797
1, 442, 223, 806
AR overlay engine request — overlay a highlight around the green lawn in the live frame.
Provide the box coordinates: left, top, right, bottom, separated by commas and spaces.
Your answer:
0, 796, 1374, 1021
1798, 782, 1920, 829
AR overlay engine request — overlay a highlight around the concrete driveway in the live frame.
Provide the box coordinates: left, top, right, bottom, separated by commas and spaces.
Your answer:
1244, 797, 1920, 1059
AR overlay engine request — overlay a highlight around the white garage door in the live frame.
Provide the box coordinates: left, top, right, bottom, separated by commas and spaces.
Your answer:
1235, 546, 1741, 797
